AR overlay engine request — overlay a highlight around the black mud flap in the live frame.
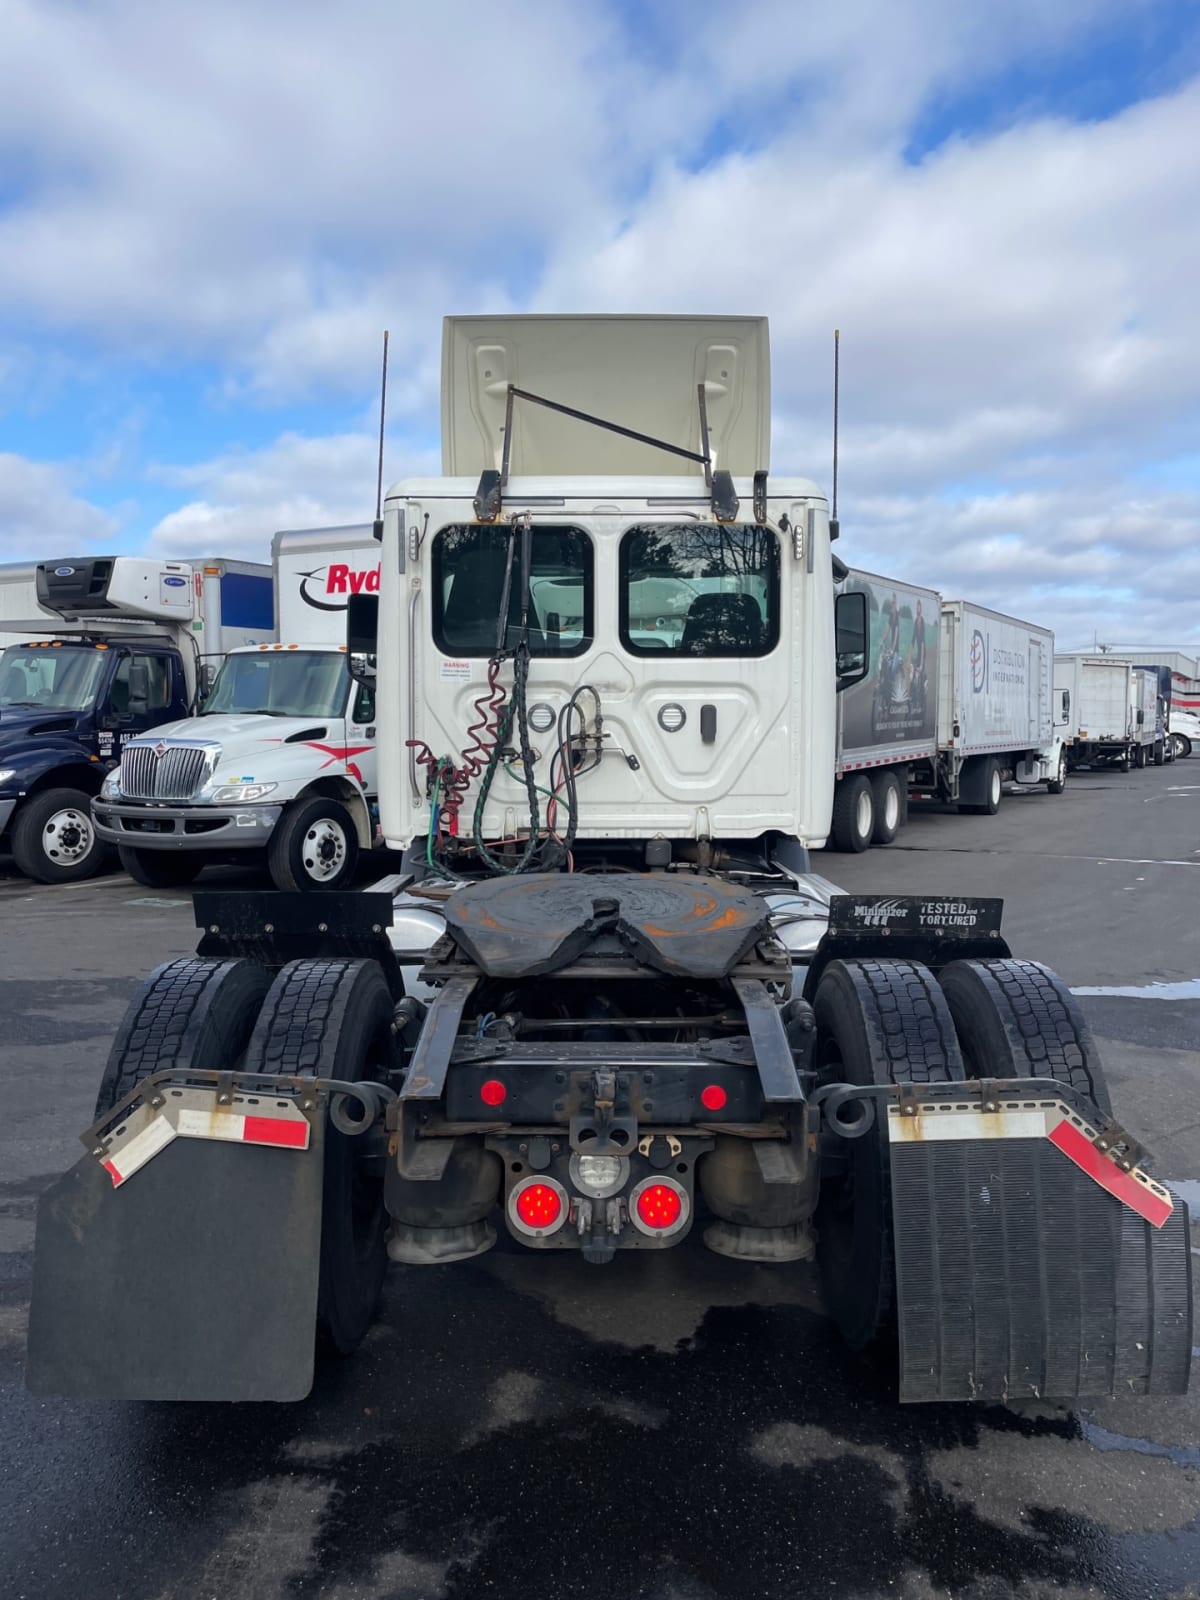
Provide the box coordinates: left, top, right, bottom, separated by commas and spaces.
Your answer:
27, 1125, 326, 1402
890, 1127, 1193, 1402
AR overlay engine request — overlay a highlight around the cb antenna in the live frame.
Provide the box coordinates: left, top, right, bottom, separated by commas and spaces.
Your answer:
372, 329, 389, 542
830, 328, 840, 542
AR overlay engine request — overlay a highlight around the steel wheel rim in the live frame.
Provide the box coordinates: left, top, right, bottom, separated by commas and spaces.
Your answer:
302, 817, 348, 882
883, 784, 900, 831
990, 768, 1001, 806
855, 789, 873, 840
43, 806, 95, 865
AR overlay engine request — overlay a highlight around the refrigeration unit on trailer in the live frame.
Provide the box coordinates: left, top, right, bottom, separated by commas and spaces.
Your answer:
92, 527, 382, 892
1053, 655, 1136, 771
28, 314, 1191, 1411
829, 568, 939, 851
0, 555, 272, 883
909, 601, 1066, 812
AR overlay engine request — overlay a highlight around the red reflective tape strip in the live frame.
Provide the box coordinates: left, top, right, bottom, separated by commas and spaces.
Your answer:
241, 1115, 308, 1148
1047, 1120, 1174, 1228
103, 1159, 124, 1187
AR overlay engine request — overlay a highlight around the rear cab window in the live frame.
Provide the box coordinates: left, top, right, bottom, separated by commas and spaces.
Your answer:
619, 523, 780, 657
431, 524, 593, 657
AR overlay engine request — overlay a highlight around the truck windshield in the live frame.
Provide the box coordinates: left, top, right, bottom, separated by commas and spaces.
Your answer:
202, 651, 349, 718
619, 523, 780, 656
0, 645, 109, 710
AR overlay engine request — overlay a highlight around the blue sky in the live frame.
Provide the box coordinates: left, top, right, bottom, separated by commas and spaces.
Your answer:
1, 0, 1199, 651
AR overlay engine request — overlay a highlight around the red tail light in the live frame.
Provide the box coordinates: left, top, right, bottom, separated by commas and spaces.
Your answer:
700, 1083, 727, 1111
508, 1177, 568, 1237
480, 1079, 507, 1107
630, 1177, 689, 1238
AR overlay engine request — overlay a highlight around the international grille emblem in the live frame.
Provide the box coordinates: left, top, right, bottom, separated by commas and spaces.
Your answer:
154, 742, 166, 757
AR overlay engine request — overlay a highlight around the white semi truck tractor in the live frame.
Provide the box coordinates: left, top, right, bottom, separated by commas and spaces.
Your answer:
92, 526, 381, 890
28, 316, 1190, 1407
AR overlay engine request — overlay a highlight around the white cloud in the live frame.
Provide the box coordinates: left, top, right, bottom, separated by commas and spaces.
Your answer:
145, 430, 440, 563
1, 0, 1197, 647
0, 454, 117, 559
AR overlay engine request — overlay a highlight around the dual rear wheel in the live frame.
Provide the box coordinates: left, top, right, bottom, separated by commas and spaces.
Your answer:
831, 769, 905, 852
95, 954, 394, 1358
814, 954, 1110, 1352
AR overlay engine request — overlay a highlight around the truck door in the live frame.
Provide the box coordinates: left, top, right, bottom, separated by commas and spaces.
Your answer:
102, 651, 180, 756
615, 521, 793, 829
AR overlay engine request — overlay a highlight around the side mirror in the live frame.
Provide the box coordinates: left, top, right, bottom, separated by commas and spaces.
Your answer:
346, 592, 378, 686
835, 591, 869, 692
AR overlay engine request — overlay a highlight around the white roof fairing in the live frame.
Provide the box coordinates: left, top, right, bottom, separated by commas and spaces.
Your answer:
441, 315, 770, 481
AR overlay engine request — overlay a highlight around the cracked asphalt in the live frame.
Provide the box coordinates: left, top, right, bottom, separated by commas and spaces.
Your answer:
1, 760, 1197, 1600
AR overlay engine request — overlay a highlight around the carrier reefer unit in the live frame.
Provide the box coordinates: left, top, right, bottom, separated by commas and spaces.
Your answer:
0, 555, 271, 882
92, 527, 381, 891
27, 315, 1191, 1411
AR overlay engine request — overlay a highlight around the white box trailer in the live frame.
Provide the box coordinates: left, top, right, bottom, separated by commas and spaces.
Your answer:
1129, 666, 1161, 766
1053, 655, 1136, 770
272, 524, 379, 640
910, 601, 1065, 812
0, 562, 40, 649
829, 568, 939, 850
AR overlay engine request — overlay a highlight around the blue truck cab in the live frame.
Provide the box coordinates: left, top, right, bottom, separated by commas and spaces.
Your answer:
0, 638, 192, 881
0, 554, 273, 882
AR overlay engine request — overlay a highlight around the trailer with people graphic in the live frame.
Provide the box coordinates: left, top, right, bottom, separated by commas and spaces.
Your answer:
831, 569, 939, 851
831, 581, 1069, 851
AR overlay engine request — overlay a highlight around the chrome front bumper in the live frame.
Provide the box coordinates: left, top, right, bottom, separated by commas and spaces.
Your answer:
92, 799, 283, 850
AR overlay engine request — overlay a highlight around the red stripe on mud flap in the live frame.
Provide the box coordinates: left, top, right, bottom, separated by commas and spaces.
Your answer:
241, 1115, 309, 1149
1047, 1120, 1174, 1228
103, 1159, 124, 1187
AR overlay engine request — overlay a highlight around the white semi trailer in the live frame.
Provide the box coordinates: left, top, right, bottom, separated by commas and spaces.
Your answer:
28, 315, 1191, 1411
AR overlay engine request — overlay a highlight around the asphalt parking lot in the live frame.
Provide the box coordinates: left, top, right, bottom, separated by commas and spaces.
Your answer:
1, 762, 1197, 1600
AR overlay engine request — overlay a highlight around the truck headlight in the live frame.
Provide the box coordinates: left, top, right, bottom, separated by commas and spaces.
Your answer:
0, 768, 16, 788
211, 782, 278, 803
99, 767, 123, 800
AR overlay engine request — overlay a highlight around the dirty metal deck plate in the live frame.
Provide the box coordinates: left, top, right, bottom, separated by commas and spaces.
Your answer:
891, 1128, 1192, 1402
27, 1127, 326, 1402
440, 873, 771, 980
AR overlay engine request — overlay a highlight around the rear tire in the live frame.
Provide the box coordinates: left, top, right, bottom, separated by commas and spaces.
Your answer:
118, 846, 203, 888
1154, 741, 1164, 767
11, 787, 105, 884
869, 770, 903, 845
938, 958, 1111, 1115
267, 797, 360, 891
814, 959, 964, 1352
246, 959, 395, 1355
959, 757, 1002, 815
94, 958, 270, 1117
831, 774, 874, 852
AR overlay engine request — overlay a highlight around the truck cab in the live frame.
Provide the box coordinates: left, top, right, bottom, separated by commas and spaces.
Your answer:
0, 554, 272, 882
0, 637, 190, 882
94, 640, 377, 890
